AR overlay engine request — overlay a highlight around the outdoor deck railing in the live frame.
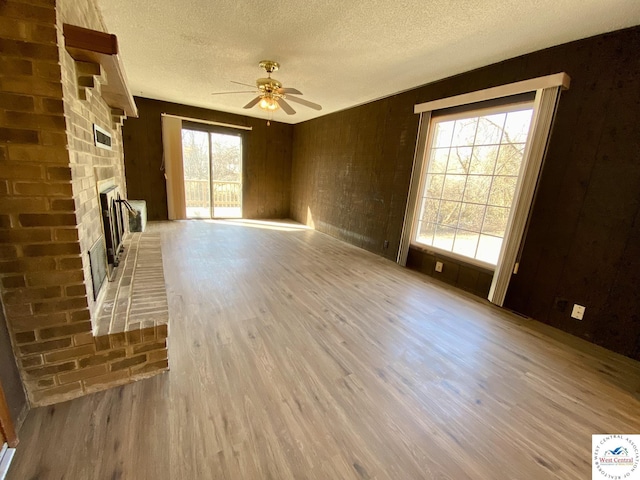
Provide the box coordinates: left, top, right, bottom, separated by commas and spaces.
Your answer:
184, 180, 241, 208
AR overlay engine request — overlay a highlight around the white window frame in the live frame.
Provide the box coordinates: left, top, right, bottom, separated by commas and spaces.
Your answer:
398, 73, 570, 306
410, 100, 535, 270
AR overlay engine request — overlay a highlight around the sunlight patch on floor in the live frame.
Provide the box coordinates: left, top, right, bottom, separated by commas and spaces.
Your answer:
205, 219, 311, 232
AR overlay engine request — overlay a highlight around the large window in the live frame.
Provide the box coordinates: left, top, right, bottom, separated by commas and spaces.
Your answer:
400, 73, 569, 305
413, 104, 533, 267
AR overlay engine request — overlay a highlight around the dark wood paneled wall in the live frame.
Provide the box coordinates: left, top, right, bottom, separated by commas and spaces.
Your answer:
122, 98, 293, 221
406, 248, 493, 298
291, 95, 418, 259
504, 29, 640, 359
291, 27, 640, 360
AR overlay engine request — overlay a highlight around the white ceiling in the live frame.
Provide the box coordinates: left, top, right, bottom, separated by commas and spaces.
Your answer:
96, 0, 640, 124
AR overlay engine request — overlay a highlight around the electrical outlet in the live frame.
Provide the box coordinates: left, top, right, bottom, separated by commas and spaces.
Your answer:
435, 261, 443, 273
383, 240, 389, 249
571, 304, 585, 320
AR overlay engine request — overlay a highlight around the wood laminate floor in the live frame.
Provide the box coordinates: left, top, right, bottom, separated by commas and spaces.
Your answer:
9, 220, 640, 479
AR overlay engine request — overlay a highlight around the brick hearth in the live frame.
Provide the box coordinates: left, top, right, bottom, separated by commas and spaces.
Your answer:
95, 233, 169, 336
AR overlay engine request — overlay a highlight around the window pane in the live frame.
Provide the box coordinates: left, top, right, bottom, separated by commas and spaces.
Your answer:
469, 145, 499, 174
488, 176, 517, 207
419, 198, 440, 224
441, 175, 466, 201
446, 147, 472, 173
476, 234, 503, 264
495, 143, 525, 176
433, 225, 456, 250
451, 118, 478, 147
433, 121, 455, 148
438, 201, 461, 227
211, 133, 242, 182
463, 175, 491, 204
503, 110, 533, 143
182, 129, 210, 181
453, 230, 480, 258
476, 113, 506, 145
428, 148, 449, 173
482, 206, 509, 236
425, 174, 445, 198
416, 221, 436, 246
459, 203, 486, 231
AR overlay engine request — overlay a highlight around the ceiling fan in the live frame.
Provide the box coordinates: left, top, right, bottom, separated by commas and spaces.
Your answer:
212, 60, 322, 116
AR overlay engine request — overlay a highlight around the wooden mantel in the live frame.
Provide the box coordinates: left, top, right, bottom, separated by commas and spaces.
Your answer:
63, 24, 138, 118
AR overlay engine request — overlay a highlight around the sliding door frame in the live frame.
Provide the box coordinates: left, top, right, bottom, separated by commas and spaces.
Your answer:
183, 122, 245, 219
161, 114, 251, 220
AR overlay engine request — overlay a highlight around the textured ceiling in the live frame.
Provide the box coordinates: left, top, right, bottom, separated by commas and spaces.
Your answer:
96, 0, 640, 124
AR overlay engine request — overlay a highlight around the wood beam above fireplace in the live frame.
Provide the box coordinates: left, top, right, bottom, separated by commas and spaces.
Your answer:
63, 24, 138, 118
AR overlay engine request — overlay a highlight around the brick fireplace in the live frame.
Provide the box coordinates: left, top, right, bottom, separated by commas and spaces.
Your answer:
0, 0, 169, 406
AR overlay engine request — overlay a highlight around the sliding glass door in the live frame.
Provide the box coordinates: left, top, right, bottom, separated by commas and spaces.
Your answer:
181, 128, 242, 219
182, 129, 210, 219
210, 133, 242, 218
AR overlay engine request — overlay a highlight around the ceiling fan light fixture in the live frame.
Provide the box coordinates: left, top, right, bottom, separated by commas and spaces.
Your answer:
259, 96, 279, 111
219, 60, 321, 115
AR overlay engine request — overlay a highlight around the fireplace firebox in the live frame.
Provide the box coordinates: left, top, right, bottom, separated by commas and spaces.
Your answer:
100, 185, 126, 280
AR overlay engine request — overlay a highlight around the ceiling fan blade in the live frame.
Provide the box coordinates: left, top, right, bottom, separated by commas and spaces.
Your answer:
286, 95, 322, 111
231, 80, 256, 88
278, 87, 302, 95
211, 90, 255, 96
278, 98, 296, 115
243, 96, 261, 109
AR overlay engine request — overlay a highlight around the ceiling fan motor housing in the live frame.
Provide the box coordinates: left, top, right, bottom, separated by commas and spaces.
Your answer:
256, 77, 282, 93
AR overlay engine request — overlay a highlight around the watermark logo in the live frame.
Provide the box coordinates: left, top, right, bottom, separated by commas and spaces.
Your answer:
593, 435, 640, 479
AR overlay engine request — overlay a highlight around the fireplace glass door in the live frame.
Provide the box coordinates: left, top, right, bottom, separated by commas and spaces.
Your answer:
182, 128, 243, 219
